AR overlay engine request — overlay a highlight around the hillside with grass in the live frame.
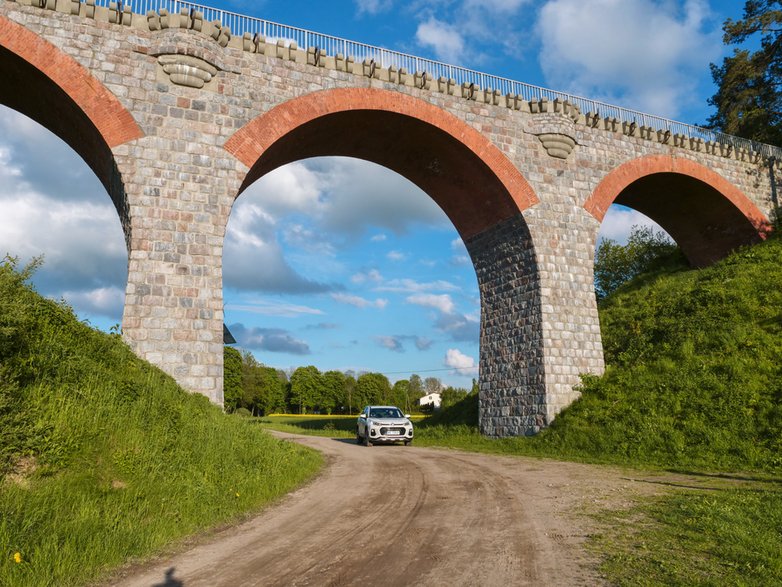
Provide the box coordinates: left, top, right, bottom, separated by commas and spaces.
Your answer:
418, 236, 782, 473
0, 258, 322, 587
533, 236, 782, 472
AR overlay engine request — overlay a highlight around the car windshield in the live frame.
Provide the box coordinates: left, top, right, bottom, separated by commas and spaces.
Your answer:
369, 408, 403, 419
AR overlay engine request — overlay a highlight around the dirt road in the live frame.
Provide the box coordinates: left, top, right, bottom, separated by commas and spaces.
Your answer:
110, 433, 653, 586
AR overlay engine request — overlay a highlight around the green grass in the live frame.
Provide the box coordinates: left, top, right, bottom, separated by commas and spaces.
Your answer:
0, 259, 322, 586
592, 484, 782, 586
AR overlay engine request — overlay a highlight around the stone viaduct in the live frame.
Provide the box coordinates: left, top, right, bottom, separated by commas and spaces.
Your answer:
1, 0, 778, 436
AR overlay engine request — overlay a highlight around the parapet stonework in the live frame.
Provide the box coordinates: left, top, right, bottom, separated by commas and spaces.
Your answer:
1, 0, 778, 435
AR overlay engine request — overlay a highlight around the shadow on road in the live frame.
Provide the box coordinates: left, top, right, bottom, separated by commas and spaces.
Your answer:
152, 567, 184, 587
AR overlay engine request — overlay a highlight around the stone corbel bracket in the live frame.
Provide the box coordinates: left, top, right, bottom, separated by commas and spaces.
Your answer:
527, 97, 580, 159
157, 54, 217, 89
147, 27, 240, 89
537, 133, 577, 159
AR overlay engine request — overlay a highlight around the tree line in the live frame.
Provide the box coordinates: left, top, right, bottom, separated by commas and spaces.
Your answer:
224, 347, 475, 416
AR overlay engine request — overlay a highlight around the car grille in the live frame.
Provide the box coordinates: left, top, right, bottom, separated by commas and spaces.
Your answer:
380, 427, 407, 435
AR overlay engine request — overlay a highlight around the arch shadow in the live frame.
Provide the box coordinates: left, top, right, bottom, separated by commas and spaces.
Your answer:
0, 15, 143, 245
585, 155, 771, 267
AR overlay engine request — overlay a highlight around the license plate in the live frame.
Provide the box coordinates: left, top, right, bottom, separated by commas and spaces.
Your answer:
386, 430, 400, 435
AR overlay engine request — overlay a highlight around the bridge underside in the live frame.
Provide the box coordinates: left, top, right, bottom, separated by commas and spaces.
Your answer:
616, 173, 765, 267
0, 45, 117, 197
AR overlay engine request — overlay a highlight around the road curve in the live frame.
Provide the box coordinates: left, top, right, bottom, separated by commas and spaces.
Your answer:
110, 433, 636, 586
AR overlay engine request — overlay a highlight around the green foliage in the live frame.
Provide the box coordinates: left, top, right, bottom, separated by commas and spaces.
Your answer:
594, 225, 686, 300
707, 1, 782, 145
321, 370, 346, 415
355, 372, 392, 407
240, 353, 287, 416
0, 258, 321, 586
536, 237, 782, 472
420, 391, 478, 428
289, 366, 323, 414
595, 486, 782, 585
440, 386, 468, 409
223, 346, 243, 412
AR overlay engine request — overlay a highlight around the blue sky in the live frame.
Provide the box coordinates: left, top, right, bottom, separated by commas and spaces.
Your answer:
0, 0, 747, 387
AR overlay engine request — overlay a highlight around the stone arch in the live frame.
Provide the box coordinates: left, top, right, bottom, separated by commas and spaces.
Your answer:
0, 15, 143, 241
225, 87, 538, 239
225, 87, 546, 436
584, 155, 771, 266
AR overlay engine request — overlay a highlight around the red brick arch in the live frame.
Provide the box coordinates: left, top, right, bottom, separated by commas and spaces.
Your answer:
584, 155, 771, 266
225, 87, 538, 239
585, 155, 768, 227
0, 15, 142, 148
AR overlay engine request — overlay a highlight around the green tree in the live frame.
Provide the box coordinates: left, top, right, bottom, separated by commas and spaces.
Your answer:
343, 372, 357, 414
707, 1, 782, 145
355, 372, 391, 406
441, 386, 468, 408
321, 370, 346, 414
289, 366, 322, 414
408, 374, 424, 400
223, 346, 244, 412
594, 225, 681, 300
391, 379, 411, 413
238, 352, 286, 416
424, 376, 442, 395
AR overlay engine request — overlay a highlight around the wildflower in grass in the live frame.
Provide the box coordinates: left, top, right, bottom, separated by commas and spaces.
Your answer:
235, 492, 240, 498
13, 552, 22, 564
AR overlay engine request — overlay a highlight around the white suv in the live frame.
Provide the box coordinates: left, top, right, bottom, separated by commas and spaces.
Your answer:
357, 406, 414, 446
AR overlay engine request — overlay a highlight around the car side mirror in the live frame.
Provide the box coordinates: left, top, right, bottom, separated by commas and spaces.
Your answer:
405, 414, 411, 419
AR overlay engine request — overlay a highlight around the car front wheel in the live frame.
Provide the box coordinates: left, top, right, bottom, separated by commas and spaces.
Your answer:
356, 429, 362, 444
365, 431, 372, 447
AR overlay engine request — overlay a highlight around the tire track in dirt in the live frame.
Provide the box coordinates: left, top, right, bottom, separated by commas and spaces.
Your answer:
108, 433, 662, 586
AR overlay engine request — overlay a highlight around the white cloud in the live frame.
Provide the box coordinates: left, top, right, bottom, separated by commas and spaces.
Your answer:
355, 0, 393, 15
444, 348, 478, 376
463, 0, 529, 11
240, 162, 321, 217
376, 278, 459, 293
351, 269, 383, 284
244, 158, 448, 240
435, 311, 480, 341
536, 0, 721, 118
229, 323, 311, 355
386, 250, 406, 262
224, 200, 334, 293
598, 205, 668, 244
370, 233, 387, 242
283, 223, 336, 256
61, 286, 125, 319
406, 293, 456, 314
226, 299, 325, 318
415, 17, 466, 62
451, 237, 465, 250
332, 292, 389, 309
376, 335, 405, 352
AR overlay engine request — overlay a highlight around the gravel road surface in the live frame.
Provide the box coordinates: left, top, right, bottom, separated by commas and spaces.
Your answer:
109, 432, 652, 586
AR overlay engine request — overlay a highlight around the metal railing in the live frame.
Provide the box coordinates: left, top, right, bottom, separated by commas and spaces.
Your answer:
90, 0, 782, 159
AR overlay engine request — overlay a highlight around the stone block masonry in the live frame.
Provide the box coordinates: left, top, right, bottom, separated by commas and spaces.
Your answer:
0, 0, 777, 435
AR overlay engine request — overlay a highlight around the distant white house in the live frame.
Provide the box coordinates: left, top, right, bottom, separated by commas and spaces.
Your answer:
419, 392, 442, 409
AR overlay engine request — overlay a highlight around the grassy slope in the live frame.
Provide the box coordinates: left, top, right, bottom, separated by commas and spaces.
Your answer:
0, 259, 322, 587
411, 238, 782, 474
